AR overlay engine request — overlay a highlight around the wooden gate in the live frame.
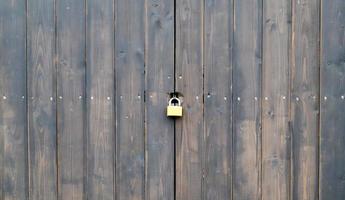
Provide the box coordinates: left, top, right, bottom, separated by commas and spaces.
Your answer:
1, 0, 345, 199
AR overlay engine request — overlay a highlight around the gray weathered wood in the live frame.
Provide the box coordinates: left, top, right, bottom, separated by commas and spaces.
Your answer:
262, 0, 291, 199
232, 0, 262, 199
86, 0, 114, 199
56, 0, 85, 199
175, 0, 203, 199
0, 1, 27, 199
145, 0, 175, 199
115, 1, 145, 199
203, 0, 233, 199
320, 0, 345, 199
27, 0, 57, 199
291, 0, 320, 199
3, 1, 345, 199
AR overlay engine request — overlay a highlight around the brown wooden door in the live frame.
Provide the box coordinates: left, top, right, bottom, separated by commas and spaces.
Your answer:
1, 0, 345, 200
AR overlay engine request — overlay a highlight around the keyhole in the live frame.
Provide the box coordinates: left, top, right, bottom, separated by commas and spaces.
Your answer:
171, 98, 179, 106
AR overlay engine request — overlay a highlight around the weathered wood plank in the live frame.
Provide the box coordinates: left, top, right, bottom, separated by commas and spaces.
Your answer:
0, 1, 27, 199
203, 0, 232, 199
145, 0, 174, 199
27, 0, 57, 199
175, 0, 203, 199
291, 0, 320, 199
86, 0, 114, 199
115, 1, 145, 199
262, 0, 291, 199
232, 0, 262, 199
56, 0, 85, 199
320, 0, 345, 199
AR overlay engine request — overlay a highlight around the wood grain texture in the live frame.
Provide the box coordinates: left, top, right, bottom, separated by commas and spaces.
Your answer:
27, 0, 57, 199
56, 0, 85, 199
145, 0, 175, 199
0, 1, 27, 199
262, 0, 291, 199
203, 0, 232, 199
86, 0, 114, 199
291, 0, 320, 199
4, 1, 345, 199
320, 0, 345, 199
175, 0, 203, 199
232, 0, 262, 199
115, 1, 145, 199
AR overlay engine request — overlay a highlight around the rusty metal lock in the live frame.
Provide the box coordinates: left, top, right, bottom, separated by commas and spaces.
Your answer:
167, 97, 182, 117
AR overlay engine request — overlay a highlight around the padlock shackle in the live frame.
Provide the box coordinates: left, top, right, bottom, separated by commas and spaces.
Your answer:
169, 97, 181, 106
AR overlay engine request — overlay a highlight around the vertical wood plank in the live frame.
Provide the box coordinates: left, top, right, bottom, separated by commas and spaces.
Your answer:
232, 0, 262, 199
27, 0, 57, 199
56, 0, 85, 199
115, 1, 145, 199
203, 0, 232, 199
145, 0, 175, 199
175, 0, 203, 199
291, 0, 320, 199
320, 0, 345, 199
86, 0, 115, 199
0, 0, 27, 199
262, 0, 291, 199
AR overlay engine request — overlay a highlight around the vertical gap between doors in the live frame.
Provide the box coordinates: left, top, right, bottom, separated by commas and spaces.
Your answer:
173, 0, 177, 200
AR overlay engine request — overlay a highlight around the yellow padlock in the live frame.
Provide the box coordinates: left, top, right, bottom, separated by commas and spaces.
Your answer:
167, 97, 183, 117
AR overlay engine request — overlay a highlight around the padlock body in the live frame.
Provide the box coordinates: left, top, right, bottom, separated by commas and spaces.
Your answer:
167, 105, 183, 117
